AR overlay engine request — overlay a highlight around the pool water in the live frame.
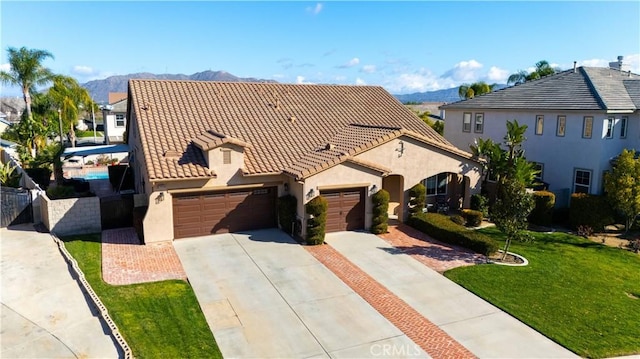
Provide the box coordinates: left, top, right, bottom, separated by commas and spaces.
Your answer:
82, 172, 110, 180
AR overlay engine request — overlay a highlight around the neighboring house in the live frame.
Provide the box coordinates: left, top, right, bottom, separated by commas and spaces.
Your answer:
0, 118, 10, 134
441, 62, 640, 206
126, 79, 482, 243
101, 95, 128, 144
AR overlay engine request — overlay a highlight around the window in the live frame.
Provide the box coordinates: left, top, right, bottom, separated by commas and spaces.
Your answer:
620, 116, 628, 138
556, 115, 566, 137
605, 117, 614, 139
463, 112, 471, 132
474, 113, 484, 133
222, 149, 231, 164
583, 116, 593, 138
115, 114, 125, 127
532, 162, 544, 181
574, 169, 591, 193
425, 173, 448, 196
535, 115, 544, 135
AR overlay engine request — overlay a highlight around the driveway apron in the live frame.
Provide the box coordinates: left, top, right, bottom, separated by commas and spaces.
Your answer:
324, 231, 579, 359
173, 229, 428, 358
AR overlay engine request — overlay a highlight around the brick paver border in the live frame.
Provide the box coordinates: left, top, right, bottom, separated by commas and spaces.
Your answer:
306, 243, 476, 359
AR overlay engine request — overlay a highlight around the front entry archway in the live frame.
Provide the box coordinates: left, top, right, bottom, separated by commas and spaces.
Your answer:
382, 175, 404, 220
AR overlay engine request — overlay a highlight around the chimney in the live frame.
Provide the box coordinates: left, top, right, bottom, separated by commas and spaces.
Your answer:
573, 61, 577, 73
609, 55, 629, 71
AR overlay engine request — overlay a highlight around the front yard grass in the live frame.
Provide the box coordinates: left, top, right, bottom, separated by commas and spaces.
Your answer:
62, 234, 222, 359
444, 227, 640, 358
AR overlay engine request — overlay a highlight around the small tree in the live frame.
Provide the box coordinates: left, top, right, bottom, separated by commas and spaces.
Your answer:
604, 149, 640, 232
408, 183, 426, 215
492, 178, 534, 260
305, 196, 328, 245
371, 189, 390, 234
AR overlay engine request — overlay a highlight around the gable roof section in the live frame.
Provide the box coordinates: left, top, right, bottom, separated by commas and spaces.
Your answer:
192, 130, 250, 151
128, 80, 469, 181
441, 67, 640, 112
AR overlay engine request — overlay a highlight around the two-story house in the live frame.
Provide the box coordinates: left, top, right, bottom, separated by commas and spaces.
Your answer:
101, 92, 128, 144
441, 62, 639, 206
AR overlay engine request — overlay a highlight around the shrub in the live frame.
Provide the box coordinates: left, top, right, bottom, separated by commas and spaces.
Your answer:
371, 189, 390, 234
0, 162, 21, 188
450, 214, 466, 226
529, 191, 555, 226
305, 196, 328, 245
407, 212, 498, 255
46, 185, 76, 200
277, 194, 297, 235
408, 183, 426, 215
569, 193, 615, 232
470, 193, 489, 217
461, 209, 483, 227
24, 167, 52, 190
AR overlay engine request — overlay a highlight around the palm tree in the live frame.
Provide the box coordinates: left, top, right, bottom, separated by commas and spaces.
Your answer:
48, 76, 94, 148
507, 60, 558, 85
458, 81, 496, 100
0, 47, 56, 156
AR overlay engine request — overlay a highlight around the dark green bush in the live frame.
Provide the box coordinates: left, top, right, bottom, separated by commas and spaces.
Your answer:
470, 193, 489, 217
46, 185, 76, 199
305, 196, 328, 245
461, 209, 483, 227
277, 194, 297, 235
25, 167, 52, 190
529, 191, 555, 226
408, 183, 426, 215
371, 189, 390, 234
450, 214, 466, 226
407, 212, 498, 255
569, 193, 615, 232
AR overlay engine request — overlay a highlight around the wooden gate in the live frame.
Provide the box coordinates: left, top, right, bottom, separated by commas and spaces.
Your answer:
100, 194, 134, 229
1, 187, 33, 228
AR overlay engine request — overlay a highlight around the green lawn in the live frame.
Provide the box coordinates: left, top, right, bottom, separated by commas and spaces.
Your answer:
62, 234, 222, 359
75, 129, 104, 137
444, 227, 640, 358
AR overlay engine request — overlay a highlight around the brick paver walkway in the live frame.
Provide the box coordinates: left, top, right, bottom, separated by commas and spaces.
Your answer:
306, 244, 476, 359
379, 224, 486, 273
102, 228, 187, 285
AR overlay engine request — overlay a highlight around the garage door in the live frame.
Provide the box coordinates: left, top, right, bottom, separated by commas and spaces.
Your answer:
173, 187, 276, 239
321, 188, 365, 233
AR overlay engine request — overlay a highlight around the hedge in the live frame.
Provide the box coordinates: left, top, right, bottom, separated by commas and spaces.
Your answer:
529, 191, 555, 226
277, 195, 297, 235
305, 196, 328, 245
470, 193, 489, 217
407, 212, 498, 255
371, 189, 389, 234
569, 193, 615, 232
461, 209, 483, 227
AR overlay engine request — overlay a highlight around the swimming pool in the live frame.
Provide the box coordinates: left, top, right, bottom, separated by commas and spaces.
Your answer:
81, 172, 110, 180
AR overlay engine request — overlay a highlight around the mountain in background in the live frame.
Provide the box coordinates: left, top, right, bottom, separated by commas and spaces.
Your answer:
394, 84, 508, 104
82, 70, 277, 103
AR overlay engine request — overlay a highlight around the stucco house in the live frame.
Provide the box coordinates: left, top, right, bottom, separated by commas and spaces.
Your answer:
125, 79, 481, 243
101, 93, 128, 144
441, 62, 639, 206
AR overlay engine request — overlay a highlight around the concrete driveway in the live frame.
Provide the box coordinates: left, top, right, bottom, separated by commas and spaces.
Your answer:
173, 229, 428, 359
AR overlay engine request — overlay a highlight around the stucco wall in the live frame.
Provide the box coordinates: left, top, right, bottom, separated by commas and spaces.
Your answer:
143, 190, 174, 243
444, 109, 640, 195
41, 194, 101, 236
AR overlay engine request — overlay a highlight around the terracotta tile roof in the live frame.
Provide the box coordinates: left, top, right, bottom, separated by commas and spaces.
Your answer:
128, 80, 469, 181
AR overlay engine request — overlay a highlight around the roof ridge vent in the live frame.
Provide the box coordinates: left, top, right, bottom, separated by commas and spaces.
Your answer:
325, 143, 334, 150
289, 115, 296, 123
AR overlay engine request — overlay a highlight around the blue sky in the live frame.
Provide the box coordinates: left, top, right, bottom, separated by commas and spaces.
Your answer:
1, 1, 639, 96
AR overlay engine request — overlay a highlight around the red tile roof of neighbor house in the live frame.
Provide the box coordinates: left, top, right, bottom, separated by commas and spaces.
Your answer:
127, 79, 474, 181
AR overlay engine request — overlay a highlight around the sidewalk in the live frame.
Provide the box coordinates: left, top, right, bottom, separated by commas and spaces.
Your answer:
1, 224, 120, 358
324, 231, 579, 359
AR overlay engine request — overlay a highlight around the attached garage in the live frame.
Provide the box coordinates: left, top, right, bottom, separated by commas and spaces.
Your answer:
321, 188, 365, 233
173, 187, 277, 239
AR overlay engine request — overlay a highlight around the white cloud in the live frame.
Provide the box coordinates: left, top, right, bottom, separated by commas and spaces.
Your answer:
306, 3, 323, 15
486, 66, 509, 83
338, 57, 360, 69
440, 59, 483, 82
578, 54, 640, 73
355, 78, 366, 86
72, 65, 96, 76
361, 65, 376, 74
0, 63, 10, 72
580, 59, 607, 67
296, 76, 314, 84
334, 75, 347, 81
